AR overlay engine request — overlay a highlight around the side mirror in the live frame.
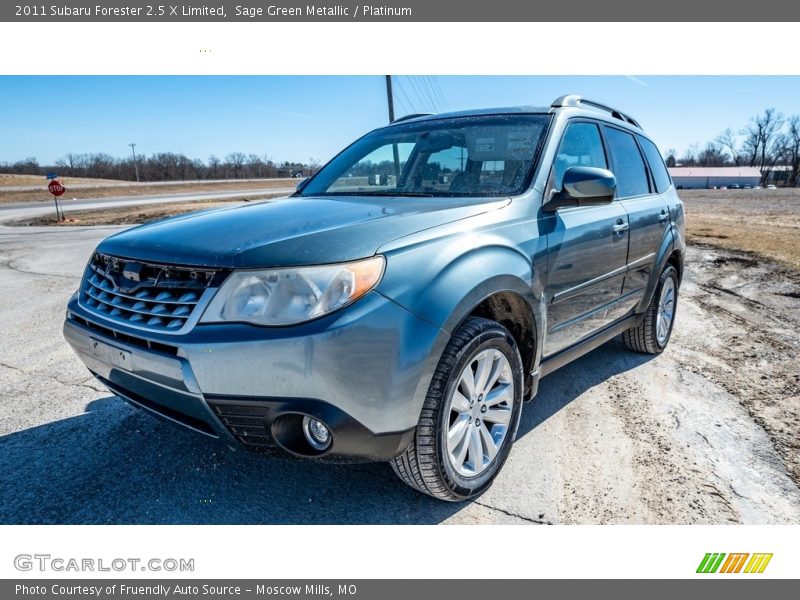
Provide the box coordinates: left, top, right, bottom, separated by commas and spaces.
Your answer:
295, 177, 309, 193
542, 166, 616, 212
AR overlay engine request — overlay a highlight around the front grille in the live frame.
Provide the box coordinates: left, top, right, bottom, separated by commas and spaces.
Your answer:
70, 314, 179, 356
208, 401, 277, 451
80, 252, 225, 333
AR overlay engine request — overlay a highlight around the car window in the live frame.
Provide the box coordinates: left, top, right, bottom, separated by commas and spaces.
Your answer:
638, 135, 672, 193
418, 145, 467, 191
299, 114, 550, 198
604, 127, 650, 198
553, 122, 607, 190
328, 143, 414, 191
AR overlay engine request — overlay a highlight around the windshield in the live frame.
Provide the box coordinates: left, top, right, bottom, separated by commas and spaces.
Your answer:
298, 114, 550, 198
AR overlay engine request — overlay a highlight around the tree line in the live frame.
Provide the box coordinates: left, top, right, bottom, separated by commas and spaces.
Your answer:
4, 108, 799, 186
0, 152, 322, 181
665, 108, 800, 186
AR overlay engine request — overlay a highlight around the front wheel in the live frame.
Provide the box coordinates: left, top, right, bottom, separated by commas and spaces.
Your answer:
622, 264, 679, 354
391, 317, 524, 501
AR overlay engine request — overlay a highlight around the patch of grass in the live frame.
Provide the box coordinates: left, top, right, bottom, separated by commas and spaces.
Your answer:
0, 178, 295, 204
680, 188, 800, 271
0, 173, 125, 187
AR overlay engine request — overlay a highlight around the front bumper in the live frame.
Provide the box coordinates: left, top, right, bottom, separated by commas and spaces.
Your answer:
64, 291, 447, 462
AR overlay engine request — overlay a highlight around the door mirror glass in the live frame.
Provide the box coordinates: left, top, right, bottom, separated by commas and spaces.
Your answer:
543, 166, 617, 211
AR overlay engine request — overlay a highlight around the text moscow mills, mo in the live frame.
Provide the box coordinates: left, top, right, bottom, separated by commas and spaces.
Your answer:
15, 4, 413, 18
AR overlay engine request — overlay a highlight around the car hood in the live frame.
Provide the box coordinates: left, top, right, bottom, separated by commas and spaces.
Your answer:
97, 195, 511, 268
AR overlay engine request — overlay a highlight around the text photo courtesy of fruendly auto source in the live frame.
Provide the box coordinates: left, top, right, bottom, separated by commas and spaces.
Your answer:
0, 75, 798, 524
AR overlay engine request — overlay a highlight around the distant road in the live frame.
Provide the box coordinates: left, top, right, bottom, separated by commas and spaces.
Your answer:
0, 177, 296, 193
0, 187, 294, 223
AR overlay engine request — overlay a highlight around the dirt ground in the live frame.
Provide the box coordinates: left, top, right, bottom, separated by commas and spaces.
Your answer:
680, 188, 800, 270
0, 177, 295, 204
673, 247, 800, 488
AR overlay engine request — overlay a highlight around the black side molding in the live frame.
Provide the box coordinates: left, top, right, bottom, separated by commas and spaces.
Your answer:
539, 312, 644, 378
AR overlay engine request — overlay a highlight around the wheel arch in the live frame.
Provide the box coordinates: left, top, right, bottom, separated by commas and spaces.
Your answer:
378, 241, 545, 412
636, 228, 682, 313
462, 290, 538, 399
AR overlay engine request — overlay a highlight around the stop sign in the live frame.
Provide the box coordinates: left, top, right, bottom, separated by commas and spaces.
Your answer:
48, 179, 66, 197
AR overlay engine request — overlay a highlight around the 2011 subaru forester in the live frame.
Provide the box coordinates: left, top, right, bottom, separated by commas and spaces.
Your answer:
64, 95, 685, 501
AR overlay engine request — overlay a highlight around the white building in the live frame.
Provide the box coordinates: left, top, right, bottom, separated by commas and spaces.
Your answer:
668, 167, 762, 189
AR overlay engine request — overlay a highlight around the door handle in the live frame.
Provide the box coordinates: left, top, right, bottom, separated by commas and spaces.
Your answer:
612, 220, 629, 235
658, 210, 669, 222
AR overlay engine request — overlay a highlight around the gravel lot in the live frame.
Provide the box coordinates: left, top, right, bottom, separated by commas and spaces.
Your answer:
0, 219, 799, 524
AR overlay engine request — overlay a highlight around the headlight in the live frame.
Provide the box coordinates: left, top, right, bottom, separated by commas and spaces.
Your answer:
200, 256, 385, 326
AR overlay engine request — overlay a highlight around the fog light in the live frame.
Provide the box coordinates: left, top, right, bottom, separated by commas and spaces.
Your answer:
302, 416, 331, 451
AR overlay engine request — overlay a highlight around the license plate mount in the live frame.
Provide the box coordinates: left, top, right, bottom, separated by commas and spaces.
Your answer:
90, 337, 133, 372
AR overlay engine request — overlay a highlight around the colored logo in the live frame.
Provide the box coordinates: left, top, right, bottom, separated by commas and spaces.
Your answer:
697, 553, 773, 574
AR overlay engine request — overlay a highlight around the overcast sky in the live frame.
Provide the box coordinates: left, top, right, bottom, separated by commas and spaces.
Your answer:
1, 75, 798, 165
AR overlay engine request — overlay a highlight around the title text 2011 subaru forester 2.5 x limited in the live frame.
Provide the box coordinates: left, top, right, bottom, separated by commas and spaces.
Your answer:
64, 95, 685, 501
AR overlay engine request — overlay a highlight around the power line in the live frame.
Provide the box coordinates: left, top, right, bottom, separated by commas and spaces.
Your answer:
420, 76, 442, 112
412, 75, 438, 112
390, 76, 410, 114
394, 77, 415, 116
405, 76, 432, 112
429, 76, 449, 111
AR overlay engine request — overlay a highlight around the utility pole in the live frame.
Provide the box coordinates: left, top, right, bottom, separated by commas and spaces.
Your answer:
128, 142, 140, 182
385, 75, 395, 123
385, 75, 400, 181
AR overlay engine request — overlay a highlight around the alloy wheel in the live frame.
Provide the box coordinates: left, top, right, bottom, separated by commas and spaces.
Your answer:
445, 348, 514, 478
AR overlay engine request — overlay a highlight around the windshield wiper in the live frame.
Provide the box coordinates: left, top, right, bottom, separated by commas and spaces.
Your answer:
359, 191, 436, 197
308, 191, 437, 198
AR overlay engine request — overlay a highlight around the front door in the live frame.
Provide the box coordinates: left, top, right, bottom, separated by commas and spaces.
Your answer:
542, 121, 630, 356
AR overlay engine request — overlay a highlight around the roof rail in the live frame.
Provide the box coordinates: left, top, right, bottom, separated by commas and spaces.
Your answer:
392, 113, 434, 123
551, 95, 642, 129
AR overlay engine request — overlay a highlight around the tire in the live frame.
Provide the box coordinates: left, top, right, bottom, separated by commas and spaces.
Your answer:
391, 317, 524, 501
622, 264, 679, 354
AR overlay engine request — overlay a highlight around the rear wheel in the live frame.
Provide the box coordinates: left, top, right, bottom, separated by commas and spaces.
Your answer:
391, 317, 524, 501
622, 264, 679, 354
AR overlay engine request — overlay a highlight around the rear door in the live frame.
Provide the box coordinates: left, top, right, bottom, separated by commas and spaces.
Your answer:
603, 126, 672, 307
542, 120, 630, 356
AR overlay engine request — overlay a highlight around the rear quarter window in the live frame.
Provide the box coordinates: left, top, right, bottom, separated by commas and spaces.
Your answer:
604, 127, 650, 198
638, 135, 673, 193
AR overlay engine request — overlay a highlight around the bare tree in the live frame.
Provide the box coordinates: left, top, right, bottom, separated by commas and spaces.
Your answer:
697, 142, 727, 167
741, 108, 785, 182
226, 152, 246, 178
307, 157, 322, 174
715, 128, 741, 166
247, 153, 265, 178
679, 143, 699, 167
785, 115, 800, 187
207, 155, 222, 179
